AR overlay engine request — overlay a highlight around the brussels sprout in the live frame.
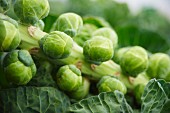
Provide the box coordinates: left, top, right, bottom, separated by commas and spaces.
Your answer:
132, 72, 149, 87
51, 13, 83, 37
3, 50, 36, 85
83, 36, 114, 64
146, 53, 170, 80
55, 65, 82, 92
39, 31, 73, 59
120, 46, 149, 77
97, 76, 127, 94
0, 19, 21, 52
14, 0, 50, 24
113, 47, 130, 64
73, 24, 98, 47
92, 27, 118, 48
68, 77, 90, 100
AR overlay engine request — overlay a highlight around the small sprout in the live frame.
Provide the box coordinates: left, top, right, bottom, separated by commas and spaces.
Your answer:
39, 31, 73, 59
73, 24, 98, 47
83, 36, 114, 64
68, 77, 90, 100
97, 76, 127, 94
120, 46, 149, 77
92, 27, 118, 48
14, 0, 50, 24
146, 53, 170, 80
0, 19, 21, 52
52, 13, 83, 37
55, 65, 82, 92
113, 47, 130, 64
3, 50, 36, 85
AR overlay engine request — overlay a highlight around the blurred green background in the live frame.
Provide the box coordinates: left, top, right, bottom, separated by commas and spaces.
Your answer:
44, 0, 170, 54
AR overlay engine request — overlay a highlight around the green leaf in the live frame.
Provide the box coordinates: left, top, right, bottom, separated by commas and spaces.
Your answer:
0, 86, 70, 113
135, 8, 170, 37
68, 90, 133, 113
160, 82, 170, 113
141, 79, 168, 113
161, 100, 170, 113
115, 24, 170, 53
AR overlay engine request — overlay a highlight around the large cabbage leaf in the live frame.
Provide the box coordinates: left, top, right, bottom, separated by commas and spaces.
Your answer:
141, 79, 170, 113
160, 82, 170, 113
68, 90, 133, 113
0, 87, 70, 113
115, 23, 170, 53
135, 8, 170, 38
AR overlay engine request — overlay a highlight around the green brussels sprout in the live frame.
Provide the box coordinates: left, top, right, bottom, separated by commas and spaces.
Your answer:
68, 77, 90, 100
113, 47, 130, 64
73, 24, 98, 47
52, 13, 83, 37
92, 27, 118, 48
3, 50, 36, 85
120, 46, 149, 77
83, 36, 114, 64
55, 64, 82, 92
0, 19, 21, 52
146, 53, 170, 80
133, 72, 149, 87
97, 76, 127, 94
39, 31, 73, 59
14, 0, 50, 24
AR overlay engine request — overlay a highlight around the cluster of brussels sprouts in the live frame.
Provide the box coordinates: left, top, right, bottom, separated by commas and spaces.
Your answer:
0, 0, 170, 102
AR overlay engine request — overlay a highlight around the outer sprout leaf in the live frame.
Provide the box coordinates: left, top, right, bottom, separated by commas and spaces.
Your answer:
0, 87, 70, 113
68, 90, 133, 113
141, 79, 168, 113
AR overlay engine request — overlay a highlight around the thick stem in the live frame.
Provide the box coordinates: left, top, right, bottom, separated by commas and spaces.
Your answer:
51, 43, 133, 89
18, 24, 47, 50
